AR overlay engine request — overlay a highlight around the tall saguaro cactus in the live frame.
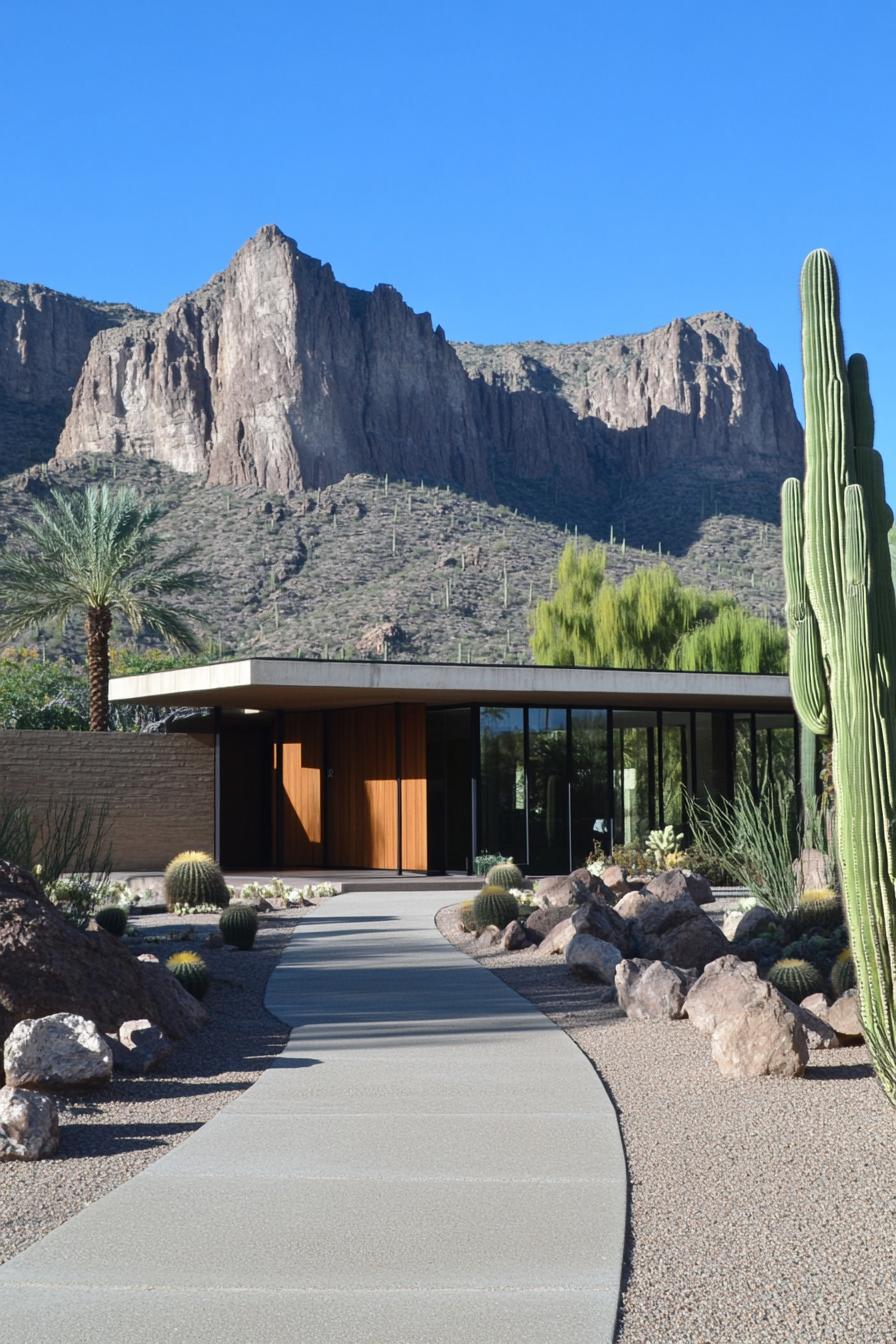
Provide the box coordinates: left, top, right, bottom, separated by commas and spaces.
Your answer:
782, 249, 896, 1103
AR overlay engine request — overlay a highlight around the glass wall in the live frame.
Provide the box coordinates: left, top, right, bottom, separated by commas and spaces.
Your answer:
613, 710, 657, 847
571, 708, 609, 864
426, 707, 473, 873
469, 703, 799, 875
478, 707, 526, 862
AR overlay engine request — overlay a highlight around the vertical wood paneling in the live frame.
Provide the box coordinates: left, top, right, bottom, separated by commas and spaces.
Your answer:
327, 706, 398, 869
281, 711, 324, 866
401, 703, 428, 871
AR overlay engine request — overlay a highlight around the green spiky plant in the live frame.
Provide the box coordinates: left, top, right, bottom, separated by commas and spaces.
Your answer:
164, 851, 229, 910
458, 900, 477, 933
767, 957, 827, 1002
831, 947, 857, 997
219, 902, 258, 950
93, 904, 128, 937
484, 860, 523, 891
165, 950, 210, 1000
472, 885, 518, 932
781, 248, 896, 1102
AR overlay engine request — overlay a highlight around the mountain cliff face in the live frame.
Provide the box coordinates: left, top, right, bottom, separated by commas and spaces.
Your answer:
0, 281, 147, 474
53, 225, 802, 506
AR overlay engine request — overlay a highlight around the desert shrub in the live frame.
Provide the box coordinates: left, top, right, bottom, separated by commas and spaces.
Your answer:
687, 784, 803, 916
474, 853, 508, 876
0, 792, 111, 886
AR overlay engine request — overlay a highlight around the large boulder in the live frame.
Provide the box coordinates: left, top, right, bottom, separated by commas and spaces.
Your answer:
571, 899, 631, 955
0, 863, 206, 1056
793, 847, 834, 893
539, 917, 576, 955
0, 1086, 59, 1160
565, 934, 622, 984
711, 992, 809, 1079
642, 868, 714, 907
599, 865, 635, 900
684, 956, 768, 1035
618, 885, 728, 972
501, 920, 531, 952
535, 869, 614, 908
615, 958, 694, 1021
525, 904, 576, 943
732, 904, 784, 944
787, 1000, 840, 1050
4, 1013, 113, 1090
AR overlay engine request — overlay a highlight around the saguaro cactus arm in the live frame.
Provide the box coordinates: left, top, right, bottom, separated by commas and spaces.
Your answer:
782, 477, 830, 735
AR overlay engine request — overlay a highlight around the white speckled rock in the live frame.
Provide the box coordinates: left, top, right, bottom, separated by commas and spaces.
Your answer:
0, 1086, 60, 1160
4, 1013, 113, 1090
711, 994, 809, 1079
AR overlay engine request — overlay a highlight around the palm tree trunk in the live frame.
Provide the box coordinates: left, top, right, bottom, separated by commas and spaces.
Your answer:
85, 606, 112, 732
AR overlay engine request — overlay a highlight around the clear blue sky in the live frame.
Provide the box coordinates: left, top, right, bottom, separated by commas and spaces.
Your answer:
4, 1, 896, 487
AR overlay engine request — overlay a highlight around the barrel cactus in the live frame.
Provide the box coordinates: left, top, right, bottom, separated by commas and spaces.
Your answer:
781, 248, 896, 1099
164, 851, 229, 911
767, 957, 827, 1002
831, 947, 857, 997
484, 860, 523, 891
472, 884, 518, 932
165, 950, 210, 1000
791, 887, 843, 932
94, 904, 128, 937
219, 902, 258, 950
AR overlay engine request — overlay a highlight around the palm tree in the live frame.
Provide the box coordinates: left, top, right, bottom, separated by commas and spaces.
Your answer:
0, 484, 205, 731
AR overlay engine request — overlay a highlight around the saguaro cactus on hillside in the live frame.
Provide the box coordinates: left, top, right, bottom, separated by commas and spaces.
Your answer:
782, 248, 896, 1103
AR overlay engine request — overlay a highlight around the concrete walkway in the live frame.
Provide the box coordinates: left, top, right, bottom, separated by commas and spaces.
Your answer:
0, 891, 627, 1343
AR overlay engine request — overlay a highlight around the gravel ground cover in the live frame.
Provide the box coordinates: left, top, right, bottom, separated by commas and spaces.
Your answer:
437, 906, 895, 1344
1, 906, 301, 1265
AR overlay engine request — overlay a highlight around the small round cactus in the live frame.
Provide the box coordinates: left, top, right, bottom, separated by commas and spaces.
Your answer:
767, 957, 827, 1001
472, 884, 518, 933
94, 904, 128, 937
219, 902, 258, 950
484, 860, 523, 892
166, 950, 210, 1000
831, 947, 856, 996
164, 851, 229, 911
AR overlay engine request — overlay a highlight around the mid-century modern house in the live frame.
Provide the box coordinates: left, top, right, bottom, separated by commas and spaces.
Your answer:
105, 659, 798, 875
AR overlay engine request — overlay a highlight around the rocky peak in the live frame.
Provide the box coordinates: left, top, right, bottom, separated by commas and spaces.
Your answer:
0, 281, 149, 474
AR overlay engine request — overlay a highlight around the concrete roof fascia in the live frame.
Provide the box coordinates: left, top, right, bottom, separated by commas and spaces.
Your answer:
108, 659, 792, 711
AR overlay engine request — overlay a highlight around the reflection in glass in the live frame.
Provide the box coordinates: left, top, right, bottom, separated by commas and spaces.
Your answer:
613, 710, 657, 846
755, 713, 796, 792
571, 708, 609, 864
479, 707, 526, 862
694, 711, 729, 800
733, 713, 753, 794
661, 711, 690, 830
528, 707, 568, 873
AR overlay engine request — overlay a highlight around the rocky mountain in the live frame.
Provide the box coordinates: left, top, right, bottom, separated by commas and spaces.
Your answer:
0, 281, 148, 475
47, 226, 801, 525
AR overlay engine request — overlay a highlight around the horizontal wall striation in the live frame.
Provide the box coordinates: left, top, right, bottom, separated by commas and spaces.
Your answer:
0, 730, 215, 870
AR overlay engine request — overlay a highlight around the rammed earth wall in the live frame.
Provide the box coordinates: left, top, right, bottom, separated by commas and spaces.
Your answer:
0, 730, 215, 870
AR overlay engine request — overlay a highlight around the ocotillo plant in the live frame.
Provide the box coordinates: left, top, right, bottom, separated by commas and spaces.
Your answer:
782, 248, 896, 1104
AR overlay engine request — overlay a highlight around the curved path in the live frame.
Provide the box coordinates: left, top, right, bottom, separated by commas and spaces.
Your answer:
0, 891, 626, 1343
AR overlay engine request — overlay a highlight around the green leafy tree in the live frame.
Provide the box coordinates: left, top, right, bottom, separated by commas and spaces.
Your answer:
531, 542, 788, 672
0, 485, 205, 731
0, 649, 86, 729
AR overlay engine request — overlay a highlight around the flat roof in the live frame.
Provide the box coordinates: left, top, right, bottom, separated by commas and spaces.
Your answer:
109, 658, 793, 712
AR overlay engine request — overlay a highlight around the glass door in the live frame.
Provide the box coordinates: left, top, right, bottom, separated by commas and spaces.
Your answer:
612, 710, 657, 849
527, 707, 569, 874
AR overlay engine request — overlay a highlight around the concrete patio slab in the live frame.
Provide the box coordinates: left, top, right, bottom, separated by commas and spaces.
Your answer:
0, 889, 627, 1341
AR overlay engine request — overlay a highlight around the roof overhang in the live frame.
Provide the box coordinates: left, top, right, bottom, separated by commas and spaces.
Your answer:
109, 659, 793, 712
